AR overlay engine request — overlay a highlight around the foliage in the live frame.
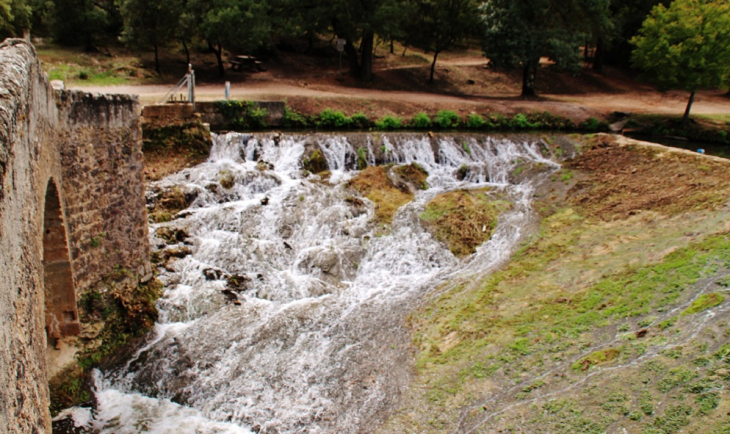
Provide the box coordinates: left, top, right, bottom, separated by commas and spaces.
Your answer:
215, 100, 268, 130
403, 0, 483, 82
121, 0, 182, 73
375, 115, 403, 130
631, 0, 730, 122
465, 113, 486, 129
282, 105, 309, 128
356, 147, 368, 170
350, 112, 371, 129
410, 112, 432, 129
481, 0, 611, 96
434, 110, 460, 129
316, 108, 352, 129
141, 119, 212, 155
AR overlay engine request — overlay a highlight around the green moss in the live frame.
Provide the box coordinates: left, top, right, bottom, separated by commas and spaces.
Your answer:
572, 348, 621, 371
394, 163, 429, 190
681, 293, 725, 316
142, 119, 212, 156
302, 149, 328, 174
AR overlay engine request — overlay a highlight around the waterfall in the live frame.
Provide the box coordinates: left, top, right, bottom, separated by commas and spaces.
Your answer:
59, 133, 559, 434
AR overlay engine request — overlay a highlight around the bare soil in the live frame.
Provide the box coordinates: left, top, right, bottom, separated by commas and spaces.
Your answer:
51, 42, 730, 123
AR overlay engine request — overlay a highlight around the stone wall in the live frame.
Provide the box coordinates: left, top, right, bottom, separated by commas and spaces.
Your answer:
0, 39, 150, 433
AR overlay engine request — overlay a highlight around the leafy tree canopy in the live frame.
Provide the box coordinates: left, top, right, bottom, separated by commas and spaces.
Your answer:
631, 0, 730, 123
481, 0, 611, 96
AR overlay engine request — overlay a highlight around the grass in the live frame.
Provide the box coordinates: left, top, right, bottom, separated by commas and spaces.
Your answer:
419, 188, 511, 257
394, 163, 429, 190
681, 293, 725, 316
347, 166, 413, 224
37, 44, 151, 86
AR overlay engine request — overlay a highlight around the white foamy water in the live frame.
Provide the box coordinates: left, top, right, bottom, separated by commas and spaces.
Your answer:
63, 133, 559, 433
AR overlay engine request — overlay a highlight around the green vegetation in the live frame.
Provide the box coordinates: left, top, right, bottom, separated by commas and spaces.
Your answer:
301, 149, 328, 174
50, 275, 163, 415
410, 112, 432, 129
375, 115, 403, 130
142, 119, 211, 155
419, 188, 511, 257
631, 0, 730, 124
572, 348, 620, 371
434, 110, 460, 129
215, 100, 268, 130
394, 162, 429, 190
681, 293, 724, 316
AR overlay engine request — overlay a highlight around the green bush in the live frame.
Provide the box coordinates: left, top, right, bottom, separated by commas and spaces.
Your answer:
434, 110, 461, 129
316, 109, 352, 129
527, 111, 575, 130
214, 100, 268, 130
350, 112, 371, 129
375, 115, 403, 130
248, 107, 268, 129
282, 105, 309, 128
357, 147, 368, 170
410, 112, 432, 129
579, 117, 602, 132
509, 113, 537, 130
466, 113, 486, 129
486, 113, 509, 129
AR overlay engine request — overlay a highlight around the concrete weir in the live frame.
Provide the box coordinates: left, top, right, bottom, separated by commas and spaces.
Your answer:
0, 39, 151, 433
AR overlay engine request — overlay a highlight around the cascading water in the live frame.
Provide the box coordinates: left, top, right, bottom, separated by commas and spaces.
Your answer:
58, 133, 559, 433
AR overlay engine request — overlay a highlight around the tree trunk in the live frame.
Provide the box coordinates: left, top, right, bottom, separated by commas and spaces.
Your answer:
521, 61, 537, 97
593, 37, 605, 72
182, 40, 190, 65
344, 39, 361, 77
402, 46, 408, 57
429, 50, 440, 83
154, 42, 161, 75
390, 39, 394, 54
209, 42, 225, 78
359, 30, 375, 81
683, 90, 696, 126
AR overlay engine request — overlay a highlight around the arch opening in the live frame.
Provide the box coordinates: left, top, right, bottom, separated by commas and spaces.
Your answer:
43, 179, 79, 350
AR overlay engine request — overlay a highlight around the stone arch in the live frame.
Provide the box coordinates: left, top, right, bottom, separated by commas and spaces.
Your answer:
42, 178, 79, 349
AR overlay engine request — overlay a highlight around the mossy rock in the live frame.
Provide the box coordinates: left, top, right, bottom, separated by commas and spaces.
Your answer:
419, 188, 512, 257
394, 163, 429, 190
142, 119, 211, 156
347, 166, 413, 224
302, 149, 328, 174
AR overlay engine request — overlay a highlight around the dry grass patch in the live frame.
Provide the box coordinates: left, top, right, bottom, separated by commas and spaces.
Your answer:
347, 166, 413, 224
420, 188, 512, 257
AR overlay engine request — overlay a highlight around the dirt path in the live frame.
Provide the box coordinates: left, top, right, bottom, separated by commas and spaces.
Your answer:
69, 79, 730, 120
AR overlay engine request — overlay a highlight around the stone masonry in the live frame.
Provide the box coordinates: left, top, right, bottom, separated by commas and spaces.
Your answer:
0, 39, 150, 433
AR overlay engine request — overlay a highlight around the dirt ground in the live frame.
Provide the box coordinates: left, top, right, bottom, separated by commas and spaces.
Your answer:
54, 42, 730, 122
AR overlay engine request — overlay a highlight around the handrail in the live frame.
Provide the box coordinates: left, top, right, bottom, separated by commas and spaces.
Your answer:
157, 64, 195, 108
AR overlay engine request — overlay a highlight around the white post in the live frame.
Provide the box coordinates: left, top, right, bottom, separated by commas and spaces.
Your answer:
225, 81, 231, 100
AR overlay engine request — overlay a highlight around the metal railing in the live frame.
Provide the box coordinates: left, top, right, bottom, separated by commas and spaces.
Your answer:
158, 64, 195, 108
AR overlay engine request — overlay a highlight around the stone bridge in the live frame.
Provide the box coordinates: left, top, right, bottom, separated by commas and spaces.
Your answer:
0, 39, 151, 433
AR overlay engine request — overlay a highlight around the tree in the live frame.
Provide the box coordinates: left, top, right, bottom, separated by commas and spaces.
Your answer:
404, 0, 482, 83
481, 0, 611, 97
0, 0, 31, 38
121, 0, 182, 74
631, 0, 730, 124
186, 0, 272, 77
51, 0, 122, 49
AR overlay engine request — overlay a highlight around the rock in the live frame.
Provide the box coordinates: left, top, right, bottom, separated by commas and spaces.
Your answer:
226, 274, 250, 291
50, 79, 65, 90
155, 226, 190, 244
221, 289, 238, 301
162, 246, 192, 261
261, 197, 270, 206
256, 160, 274, 171
203, 268, 224, 281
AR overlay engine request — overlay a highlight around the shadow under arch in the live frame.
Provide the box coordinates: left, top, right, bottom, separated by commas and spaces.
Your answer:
43, 178, 80, 349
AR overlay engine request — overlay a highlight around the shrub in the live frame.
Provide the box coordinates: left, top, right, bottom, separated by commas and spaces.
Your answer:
410, 112, 432, 129
248, 107, 268, 129
375, 115, 403, 130
466, 113, 486, 129
509, 113, 537, 130
434, 110, 460, 129
357, 147, 368, 170
316, 109, 352, 129
214, 100, 268, 130
350, 112, 370, 129
486, 113, 509, 129
579, 117, 602, 132
282, 105, 308, 128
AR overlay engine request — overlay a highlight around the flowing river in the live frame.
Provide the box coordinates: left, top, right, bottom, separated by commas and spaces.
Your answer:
57, 133, 560, 433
